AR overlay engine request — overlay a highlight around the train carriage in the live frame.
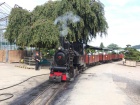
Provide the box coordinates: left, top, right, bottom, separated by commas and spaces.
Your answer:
94, 53, 99, 64
99, 54, 103, 62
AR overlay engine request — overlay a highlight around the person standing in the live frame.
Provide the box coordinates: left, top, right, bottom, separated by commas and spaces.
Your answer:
34, 52, 41, 70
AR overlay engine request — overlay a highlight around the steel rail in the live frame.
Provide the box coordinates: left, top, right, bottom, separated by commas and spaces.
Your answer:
28, 82, 66, 105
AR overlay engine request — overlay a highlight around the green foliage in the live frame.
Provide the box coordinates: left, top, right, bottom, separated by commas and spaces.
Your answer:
40, 48, 46, 58
57, 0, 108, 43
17, 47, 24, 50
30, 19, 59, 48
40, 48, 55, 58
107, 43, 119, 50
49, 49, 55, 56
124, 47, 140, 61
112, 51, 117, 54
5, 8, 31, 44
5, 0, 108, 49
5, 2, 60, 49
100, 42, 105, 48
85, 48, 95, 54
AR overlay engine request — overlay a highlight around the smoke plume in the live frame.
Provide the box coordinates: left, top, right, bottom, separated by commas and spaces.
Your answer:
54, 11, 80, 37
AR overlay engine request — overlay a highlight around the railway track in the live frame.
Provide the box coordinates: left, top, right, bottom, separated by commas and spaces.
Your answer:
28, 82, 67, 105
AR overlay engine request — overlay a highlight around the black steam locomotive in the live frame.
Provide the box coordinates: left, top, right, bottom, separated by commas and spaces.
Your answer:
49, 37, 85, 82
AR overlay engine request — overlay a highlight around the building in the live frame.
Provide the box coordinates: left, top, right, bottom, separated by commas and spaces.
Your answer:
0, 2, 17, 50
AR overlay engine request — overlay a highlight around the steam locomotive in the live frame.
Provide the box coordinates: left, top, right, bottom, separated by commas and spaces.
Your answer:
49, 37, 85, 82
49, 37, 124, 82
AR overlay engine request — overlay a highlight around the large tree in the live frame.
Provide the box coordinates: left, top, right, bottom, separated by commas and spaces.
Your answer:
56, 0, 108, 43
5, 2, 60, 49
107, 43, 119, 50
5, 0, 108, 49
100, 42, 105, 48
5, 8, 31, 45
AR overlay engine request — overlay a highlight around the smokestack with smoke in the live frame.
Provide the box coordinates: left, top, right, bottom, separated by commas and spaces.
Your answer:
54, 11, 80, 37
54, 11, 80, 48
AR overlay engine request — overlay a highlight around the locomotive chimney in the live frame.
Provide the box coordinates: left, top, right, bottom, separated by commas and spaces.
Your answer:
60, 36, 64, 48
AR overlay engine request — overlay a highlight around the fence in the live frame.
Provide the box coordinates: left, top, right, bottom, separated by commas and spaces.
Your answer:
0, 50, 25, 63
0, 50, 6, 62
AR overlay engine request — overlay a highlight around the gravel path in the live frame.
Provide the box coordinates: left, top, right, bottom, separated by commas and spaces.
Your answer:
52, 61, 140, 105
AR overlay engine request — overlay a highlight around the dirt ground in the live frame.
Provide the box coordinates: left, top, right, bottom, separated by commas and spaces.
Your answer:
52, 61, 140, 105
1, 61, 140, 105
0, 63, 50, 105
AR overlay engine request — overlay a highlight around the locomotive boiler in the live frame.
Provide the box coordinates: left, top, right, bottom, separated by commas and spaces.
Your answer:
49, 37, 85, 82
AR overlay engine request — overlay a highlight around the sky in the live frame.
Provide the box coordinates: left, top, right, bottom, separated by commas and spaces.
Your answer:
2, 0, 140, 48
91, 0, 140, 48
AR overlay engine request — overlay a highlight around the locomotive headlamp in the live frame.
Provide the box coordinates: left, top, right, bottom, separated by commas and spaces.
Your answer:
58, 46, 62, 50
